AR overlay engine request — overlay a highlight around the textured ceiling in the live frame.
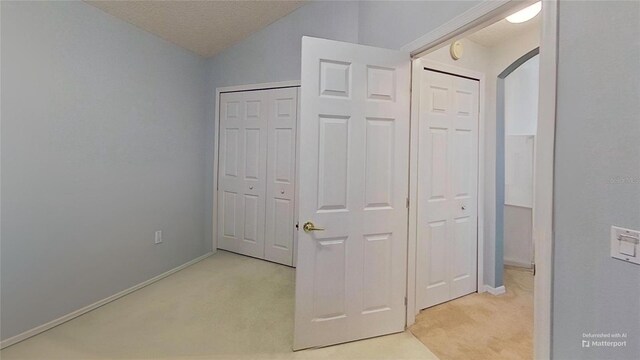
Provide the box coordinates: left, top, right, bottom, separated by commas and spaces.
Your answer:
86, 0, 306, 57
468, 15, 540, 47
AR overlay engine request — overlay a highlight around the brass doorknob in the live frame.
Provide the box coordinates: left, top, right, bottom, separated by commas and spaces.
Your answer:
303, 221, 324, 233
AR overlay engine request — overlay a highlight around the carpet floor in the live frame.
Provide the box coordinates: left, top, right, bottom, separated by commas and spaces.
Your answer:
1, 250, 438, 360
410, 266, 534, 360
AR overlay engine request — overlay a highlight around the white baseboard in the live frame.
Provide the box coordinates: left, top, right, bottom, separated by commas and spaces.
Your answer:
484, 285, 506, 296
504, 259, 533, 269
0, 251, 214, 349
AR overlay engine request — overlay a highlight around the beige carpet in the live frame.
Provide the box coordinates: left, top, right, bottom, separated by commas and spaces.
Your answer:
1, 250, 438, 360
410, 267, 533, 360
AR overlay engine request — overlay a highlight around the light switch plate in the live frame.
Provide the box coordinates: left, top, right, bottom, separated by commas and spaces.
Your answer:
611, 226, 640, 265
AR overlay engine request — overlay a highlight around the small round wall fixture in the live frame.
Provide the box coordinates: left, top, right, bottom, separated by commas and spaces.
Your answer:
450, 40, 463, 60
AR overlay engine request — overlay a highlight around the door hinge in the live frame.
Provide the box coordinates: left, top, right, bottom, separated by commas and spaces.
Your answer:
406, 197, 410, 208
404, 297, 408, 306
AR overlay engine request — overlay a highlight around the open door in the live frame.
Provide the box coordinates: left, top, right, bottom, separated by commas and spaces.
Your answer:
294, 37, 410, 350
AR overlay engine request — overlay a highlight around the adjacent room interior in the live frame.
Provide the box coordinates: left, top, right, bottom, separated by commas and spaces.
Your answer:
407, 13, 540, 360
2, 1, 639, 360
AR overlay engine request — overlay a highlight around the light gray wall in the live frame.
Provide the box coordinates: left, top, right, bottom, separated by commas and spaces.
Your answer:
488, 29, 539, 287
207, 1, 359, 89
503, 205, 532, 267
503, 53, 539, 270
1, 1, 209, 341
7, 1, 634, 356
505, 55, 539, 136
553, 1, 640, 359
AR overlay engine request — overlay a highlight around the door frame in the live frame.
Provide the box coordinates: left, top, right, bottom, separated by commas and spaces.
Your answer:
409, 59, 486, 312
497, 47, 540, 272
402, 1, 557, 359
212, 80, 301, 262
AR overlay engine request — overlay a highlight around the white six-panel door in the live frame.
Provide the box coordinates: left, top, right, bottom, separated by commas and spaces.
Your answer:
294, 37, 410, 350
416, 69, 479, 310
218, 90, 269, 259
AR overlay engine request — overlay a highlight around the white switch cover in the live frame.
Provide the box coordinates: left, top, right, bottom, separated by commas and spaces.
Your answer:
611, 226, 639, 265
620, 240, 636, 257
155, 230, 163, 244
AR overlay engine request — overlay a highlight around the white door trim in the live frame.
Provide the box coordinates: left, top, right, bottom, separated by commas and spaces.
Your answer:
532, 1, 558, 359
408, 58, 486, 321
212, 80, 301, 253
403, 1, 557, 359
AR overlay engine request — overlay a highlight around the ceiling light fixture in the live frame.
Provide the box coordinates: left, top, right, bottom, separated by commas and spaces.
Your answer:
506, 2, 542, 24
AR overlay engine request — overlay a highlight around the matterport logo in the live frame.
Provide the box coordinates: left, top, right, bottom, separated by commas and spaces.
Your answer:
582, 332, 627, 348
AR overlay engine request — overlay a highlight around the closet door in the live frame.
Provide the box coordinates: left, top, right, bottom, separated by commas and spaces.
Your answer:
218, 90, 268, 258
416, 69, 479, 310
264, 88, 298, 266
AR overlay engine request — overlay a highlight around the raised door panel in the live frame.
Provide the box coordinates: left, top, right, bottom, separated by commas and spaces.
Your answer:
243, 194, 260, 244
221, 191, 238, 238
317, 115, 350, 212
224, 128, 239, 178
426, 128, 448, 205
319, 60, 351, 98
367, 66, 396, 101
450, 216, 476, 298
364, 118, 394, 210
313, 237, 348, 321
423, 221, 449, 307
274, 129, 294, 183
362, 233, 393, 314
244, 128, 260, 180
271, 198, 293, 249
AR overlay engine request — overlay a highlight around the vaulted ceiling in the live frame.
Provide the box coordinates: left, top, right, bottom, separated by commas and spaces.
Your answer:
85, 1, 306, 57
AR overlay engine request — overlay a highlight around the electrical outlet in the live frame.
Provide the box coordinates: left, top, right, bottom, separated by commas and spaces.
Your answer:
154, 230, 162, 244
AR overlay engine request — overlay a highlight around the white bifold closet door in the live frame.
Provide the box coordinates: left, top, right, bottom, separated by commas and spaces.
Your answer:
264, 88, 298, 266
416, 69, 479, 310
218, 88, 298, 266
218, 90, 268, 259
